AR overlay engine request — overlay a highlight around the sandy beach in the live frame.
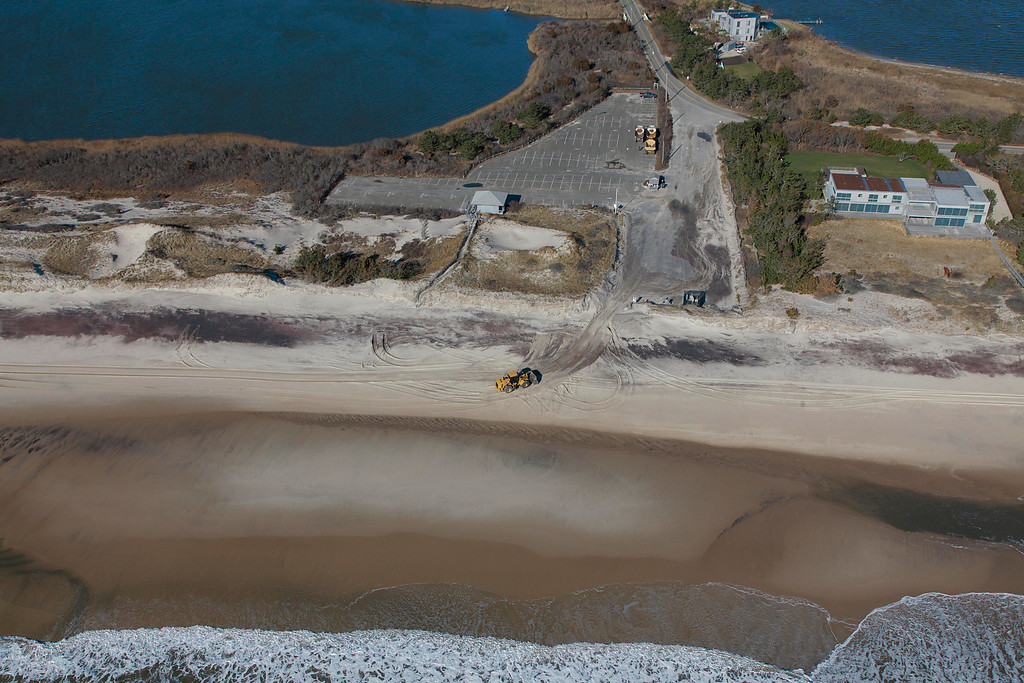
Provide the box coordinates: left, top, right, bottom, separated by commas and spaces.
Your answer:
2, 403, 1023, 653
1, 189, 1023, 668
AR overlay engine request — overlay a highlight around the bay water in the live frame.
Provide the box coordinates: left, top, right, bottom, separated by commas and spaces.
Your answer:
765, 0, 1024, 78
0, 0, 544, 145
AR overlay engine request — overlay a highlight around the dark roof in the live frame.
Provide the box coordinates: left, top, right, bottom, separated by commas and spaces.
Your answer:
831, 173, 866, 191
831, 172, 904, 193
935, 170, 977, 187
719, 55, 747, 66
727, 10, 759, 18
866, 176, 905, 192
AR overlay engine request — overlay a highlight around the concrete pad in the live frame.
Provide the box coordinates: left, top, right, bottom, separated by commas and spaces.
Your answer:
963, 168, 1013, 221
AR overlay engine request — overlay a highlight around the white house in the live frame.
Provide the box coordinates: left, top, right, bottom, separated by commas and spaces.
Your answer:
710, 9, 760, 42
824, 168, 990, 237
823, 168, 906, 217
471, 190, 509, 215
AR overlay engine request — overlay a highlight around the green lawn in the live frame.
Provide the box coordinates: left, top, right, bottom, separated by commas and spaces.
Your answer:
785, 152, 930, 185
725, 62, 762, 80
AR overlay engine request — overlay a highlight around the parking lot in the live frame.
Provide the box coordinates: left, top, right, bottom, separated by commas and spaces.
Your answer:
327, 93, 660, 212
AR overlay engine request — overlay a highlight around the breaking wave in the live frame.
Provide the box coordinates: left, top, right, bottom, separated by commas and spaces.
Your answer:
813, 592, 1024, 682
1, 592, 1021, 682
0, 628, 806, 683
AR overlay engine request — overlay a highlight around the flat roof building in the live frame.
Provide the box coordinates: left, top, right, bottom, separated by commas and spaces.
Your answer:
934, 170, 977, 187
823, 168, 990, 238
710, 9, 760, 42
471, 190, 509, 215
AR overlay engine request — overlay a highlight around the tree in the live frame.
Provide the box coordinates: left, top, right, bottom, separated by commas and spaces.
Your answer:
516, 102, 551, 128
418, 130, 441, 153
1010, 169, 1024, 194
984, 188, 998, 209
491, 120, 524, 145
457, 133, 488, 160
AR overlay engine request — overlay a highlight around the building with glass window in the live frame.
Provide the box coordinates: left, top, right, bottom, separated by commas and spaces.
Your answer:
823, 168, 990, 238
710, 9, 760, 42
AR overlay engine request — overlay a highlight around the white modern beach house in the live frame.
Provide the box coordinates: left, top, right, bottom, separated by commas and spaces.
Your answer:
710, 9, 760, 42
823, 168, 990, 238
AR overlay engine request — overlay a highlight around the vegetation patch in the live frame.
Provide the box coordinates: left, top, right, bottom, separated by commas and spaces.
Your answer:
657, 5, 802, 114
719, 120, 822, 289
42, 231, 113, 277
451, 206, 617, 297
416, 20, 654, 167
292, 231, 463, 287
755, 29, 1024, 126
146, 228, 269, 278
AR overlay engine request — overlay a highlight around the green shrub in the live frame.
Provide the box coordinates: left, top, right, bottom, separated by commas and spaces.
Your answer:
849, 108, 884, 127
889, 109, 934, 132
1009, 169, 1024, 194
293, 247, 420, 286
719, 120, 823, 289
516, 102, 551, 128
418, 130, 441, 153
953, 140, 986, 155
863, 135, 954, 172
491, 120, 524, 145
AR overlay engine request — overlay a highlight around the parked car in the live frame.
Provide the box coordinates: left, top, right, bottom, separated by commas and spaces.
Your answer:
640, 91, 657, 98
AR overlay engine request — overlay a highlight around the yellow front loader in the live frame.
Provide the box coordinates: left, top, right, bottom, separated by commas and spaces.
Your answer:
495, 368, 539, 393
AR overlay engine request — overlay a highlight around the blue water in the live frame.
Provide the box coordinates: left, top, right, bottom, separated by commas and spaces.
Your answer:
0, 0, 544, 146
765, 0, 1024, 78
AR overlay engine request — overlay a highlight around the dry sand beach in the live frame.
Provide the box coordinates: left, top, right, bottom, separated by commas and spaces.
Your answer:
1, 258, 1023, 657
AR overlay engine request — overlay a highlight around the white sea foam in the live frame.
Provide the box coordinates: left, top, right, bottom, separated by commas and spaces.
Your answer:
2, 592, 1021, 682
0, 627, 806, 682
812, 592, 1024, 682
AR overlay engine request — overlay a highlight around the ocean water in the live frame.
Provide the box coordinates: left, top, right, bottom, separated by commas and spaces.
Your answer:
764, 0, 1024, 78
0, 0, 544, 146
1, 593, 1021, 682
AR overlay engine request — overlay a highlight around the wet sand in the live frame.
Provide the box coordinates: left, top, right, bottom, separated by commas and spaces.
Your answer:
2, 410, 1023, 666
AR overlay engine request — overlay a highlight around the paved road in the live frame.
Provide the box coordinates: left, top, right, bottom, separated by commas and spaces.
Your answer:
610, 0, 748, 310
620, 0, 745, 124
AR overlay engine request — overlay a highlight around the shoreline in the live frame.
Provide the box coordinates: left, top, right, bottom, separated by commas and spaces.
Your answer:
766, 6, 1024, 83
404, 0, 618, 20
804, 29, 1024, 85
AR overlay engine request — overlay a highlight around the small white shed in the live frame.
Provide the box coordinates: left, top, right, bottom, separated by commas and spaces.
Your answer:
472, 190, 509, 215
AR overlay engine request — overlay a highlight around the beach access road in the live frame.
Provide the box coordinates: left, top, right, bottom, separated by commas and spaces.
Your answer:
328, 93, 658, 212
606, 0, 747, 309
